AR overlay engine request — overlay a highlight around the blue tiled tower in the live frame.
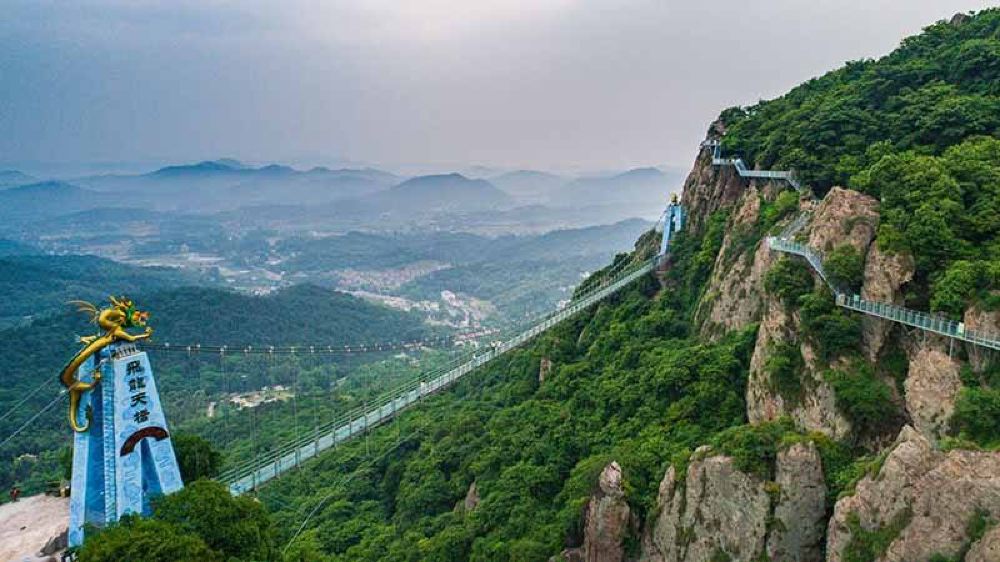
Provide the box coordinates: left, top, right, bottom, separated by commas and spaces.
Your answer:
68, 341, 183, 547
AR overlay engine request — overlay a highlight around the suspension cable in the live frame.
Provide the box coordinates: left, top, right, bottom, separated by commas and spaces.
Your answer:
0, 378, 55, 425
0, 390, 67, 449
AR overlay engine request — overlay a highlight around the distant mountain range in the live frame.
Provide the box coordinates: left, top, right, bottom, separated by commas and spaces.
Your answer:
0, 159, 680, 229
0, 170, 36, 189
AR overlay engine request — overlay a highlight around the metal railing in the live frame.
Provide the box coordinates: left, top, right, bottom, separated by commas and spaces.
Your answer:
220, 258, 658, 494
767, 231, 1000, 352
701, 139, 802, 190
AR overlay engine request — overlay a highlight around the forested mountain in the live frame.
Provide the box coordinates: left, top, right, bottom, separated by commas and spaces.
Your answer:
62, 8, 1000, 562
0, 169, 36, 189
0, 254, 197, 329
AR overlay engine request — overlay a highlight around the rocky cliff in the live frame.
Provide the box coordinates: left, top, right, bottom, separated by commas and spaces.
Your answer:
640, 441, 826, 562
568, 122, 1000, 561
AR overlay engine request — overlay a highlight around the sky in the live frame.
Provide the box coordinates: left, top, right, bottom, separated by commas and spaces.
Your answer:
0, 0, 995, 176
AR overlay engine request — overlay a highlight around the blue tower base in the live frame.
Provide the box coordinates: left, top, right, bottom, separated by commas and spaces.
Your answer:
68, 342, 183, 548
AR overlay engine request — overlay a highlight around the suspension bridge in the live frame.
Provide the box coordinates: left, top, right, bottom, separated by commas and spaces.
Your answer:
702, 139, 1000, 351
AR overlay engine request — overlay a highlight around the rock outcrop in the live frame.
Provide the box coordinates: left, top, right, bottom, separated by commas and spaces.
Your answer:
903, 347, 962, 440
746, 187, 881, 439
641, 443, 826, 562
804, 187, 879, 254
767, 442, 827, 562
462, 481, 480, 512
746, 296, 853, 439
967, 525, 1000, 562
539, 357, 553, 384
964, 297, 1000, 373
695, 186, 778, 340
861, 244, 915, 360
563, 461, 632, 562
827, 426, 1000, 561
680, 141, 746, 237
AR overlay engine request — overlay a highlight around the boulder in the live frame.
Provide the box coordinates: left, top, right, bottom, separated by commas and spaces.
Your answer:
805, 187, 879, 255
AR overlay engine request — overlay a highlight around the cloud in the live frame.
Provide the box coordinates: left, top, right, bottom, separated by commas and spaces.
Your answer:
0, 0, 994, 173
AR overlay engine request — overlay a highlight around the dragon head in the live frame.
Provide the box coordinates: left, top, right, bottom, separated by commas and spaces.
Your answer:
109, 295, 150, 328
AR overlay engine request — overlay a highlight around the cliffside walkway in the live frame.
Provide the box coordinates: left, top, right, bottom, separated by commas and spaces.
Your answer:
702, 140, 802, 190
702, 141, 1000, 352
768, 232, 1000, 352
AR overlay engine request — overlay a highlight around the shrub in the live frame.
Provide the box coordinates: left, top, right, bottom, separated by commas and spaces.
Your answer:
824, 244, 865, 292
841, 508, 912, 562
951, 386, 1000, 447
798, 289, 862, 362
710, 419, 794, 480
825, 363, 896, 433
764, 342, 804, 404
764, 257, 814, 305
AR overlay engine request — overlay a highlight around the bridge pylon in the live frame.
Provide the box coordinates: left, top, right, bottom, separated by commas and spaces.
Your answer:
64, 299, 183, 548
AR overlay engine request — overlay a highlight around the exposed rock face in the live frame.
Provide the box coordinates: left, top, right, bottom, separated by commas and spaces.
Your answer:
903, 347, 962, 440
746, 187, 880, 439
747, 299, 796, 425
539, 357, 553, 384
827, 426, 1000, 562
462, 481, 480, 512
964, 298, 1000, 373
696, 186, 777, 340
747, 296, 852, 439
767, 442, 827, 562
680, 146, 747, 236
967, 524, 1000, 562
641, 444, 826, 562
804, 187, 879, 254
861, 244, 915, 360
576, 461, 631, 562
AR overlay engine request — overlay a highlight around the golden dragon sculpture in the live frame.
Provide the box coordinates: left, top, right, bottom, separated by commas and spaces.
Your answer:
60, 296, 152, 432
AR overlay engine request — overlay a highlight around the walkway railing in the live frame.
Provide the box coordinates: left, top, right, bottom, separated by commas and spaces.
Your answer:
766, 234, 1000, 352
701, 139, 802, 190
705, 135, 998, 351
221, 257, 658, 494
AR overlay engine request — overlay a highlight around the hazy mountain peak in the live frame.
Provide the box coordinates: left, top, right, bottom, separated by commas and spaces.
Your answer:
614, 167, 663, 179
0, 170, 37, 189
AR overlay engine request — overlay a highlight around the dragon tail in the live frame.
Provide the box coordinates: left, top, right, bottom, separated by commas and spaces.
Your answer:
67, 300, 99, 324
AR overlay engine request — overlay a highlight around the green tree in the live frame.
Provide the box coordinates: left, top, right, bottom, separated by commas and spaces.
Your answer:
824, 244, 865, 292
153, 480, 279, 561
951, 387, 1000, 447
78, 516, 219, 562
172, 433, 222, 483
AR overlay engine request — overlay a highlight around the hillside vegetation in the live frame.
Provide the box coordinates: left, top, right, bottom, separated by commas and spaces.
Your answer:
74, 8, 1000, 561
720, 11, 1000, 312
